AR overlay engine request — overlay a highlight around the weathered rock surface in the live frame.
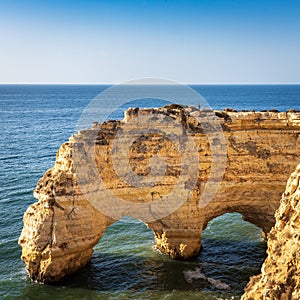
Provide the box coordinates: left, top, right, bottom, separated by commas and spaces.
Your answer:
18, 106, 300, 283
242, 163, 300, 300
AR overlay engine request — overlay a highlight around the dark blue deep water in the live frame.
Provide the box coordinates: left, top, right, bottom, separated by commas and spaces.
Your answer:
0, 84, 299, 299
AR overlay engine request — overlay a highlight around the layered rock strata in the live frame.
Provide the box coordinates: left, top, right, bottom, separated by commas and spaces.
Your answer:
19, 106, 300, 282
242, 163, 300, 299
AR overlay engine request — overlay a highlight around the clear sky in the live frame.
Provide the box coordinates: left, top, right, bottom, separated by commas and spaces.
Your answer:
0, 0, 299, 84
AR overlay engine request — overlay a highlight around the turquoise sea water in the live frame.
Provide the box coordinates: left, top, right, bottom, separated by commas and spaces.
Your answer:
0, 84, 299, 299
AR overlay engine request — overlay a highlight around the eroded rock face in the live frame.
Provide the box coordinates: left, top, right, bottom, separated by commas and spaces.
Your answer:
19, 107, 300, 282
242, 164, 300, 300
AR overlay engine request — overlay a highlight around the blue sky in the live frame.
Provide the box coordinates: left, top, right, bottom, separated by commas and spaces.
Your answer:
0, 0, 299, 83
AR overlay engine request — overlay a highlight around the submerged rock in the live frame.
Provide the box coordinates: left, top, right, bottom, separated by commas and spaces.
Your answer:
183, 267, 230, 290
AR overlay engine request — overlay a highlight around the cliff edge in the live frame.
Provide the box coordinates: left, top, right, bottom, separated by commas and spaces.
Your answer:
242, 163, 300, 299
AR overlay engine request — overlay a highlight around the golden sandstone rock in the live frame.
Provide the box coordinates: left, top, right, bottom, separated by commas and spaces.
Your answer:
242, 164, 300, 299
19, 107, 300, 288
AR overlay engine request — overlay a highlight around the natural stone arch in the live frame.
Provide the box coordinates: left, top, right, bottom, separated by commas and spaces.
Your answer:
19, 108, 300, 282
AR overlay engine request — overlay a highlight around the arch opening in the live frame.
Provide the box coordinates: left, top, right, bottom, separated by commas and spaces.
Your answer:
56, 213, 267, 298
95, 216, 155, 256
59, 216, 160, 292
194, 212, 267, 295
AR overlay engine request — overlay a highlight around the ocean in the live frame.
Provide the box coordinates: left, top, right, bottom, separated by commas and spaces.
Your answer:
0, 84, 299, 299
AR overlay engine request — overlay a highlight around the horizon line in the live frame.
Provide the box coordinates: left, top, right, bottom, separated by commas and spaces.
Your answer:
0, 82, 300, 85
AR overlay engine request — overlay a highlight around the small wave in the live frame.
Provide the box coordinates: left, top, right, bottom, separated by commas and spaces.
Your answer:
0, 155, 20, 161
151, 245, 164, 256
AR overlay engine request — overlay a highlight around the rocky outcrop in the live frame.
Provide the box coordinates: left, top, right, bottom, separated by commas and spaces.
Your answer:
19, 106, 300, 282
242, 163, 300, 299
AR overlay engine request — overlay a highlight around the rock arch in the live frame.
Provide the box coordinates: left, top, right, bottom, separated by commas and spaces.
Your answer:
19, 108, 300, 282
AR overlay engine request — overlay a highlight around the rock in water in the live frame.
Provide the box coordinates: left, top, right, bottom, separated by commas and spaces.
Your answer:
18, 108, 300, 283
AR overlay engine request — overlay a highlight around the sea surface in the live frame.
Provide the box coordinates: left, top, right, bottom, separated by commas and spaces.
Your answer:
0, 84, 299, 300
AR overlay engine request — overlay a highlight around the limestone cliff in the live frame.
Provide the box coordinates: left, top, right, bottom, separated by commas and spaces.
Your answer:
18, 106, 300, 283
242, 163, 300, 300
